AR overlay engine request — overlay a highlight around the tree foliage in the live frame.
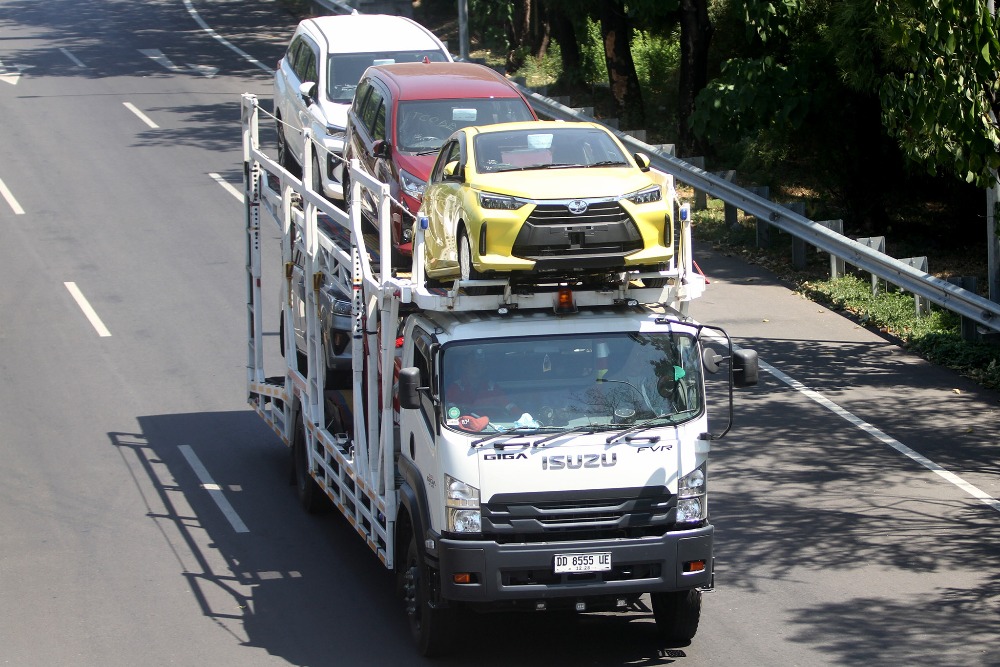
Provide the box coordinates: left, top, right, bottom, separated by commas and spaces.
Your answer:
874, 0, 1000, 186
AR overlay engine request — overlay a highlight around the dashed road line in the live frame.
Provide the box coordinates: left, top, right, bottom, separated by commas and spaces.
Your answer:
0, 176, 25, 214
209, 173, 244, 202
64, 282, 112, 337
123, 102, 159, 129
59, 48, 86, 68
179, 445, 250, 533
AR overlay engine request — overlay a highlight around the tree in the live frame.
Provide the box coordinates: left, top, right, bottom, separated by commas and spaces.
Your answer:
873, 0, 1000, 300
677, 0, 713, 153
598, 0, 645, 128
505, 0, 551, 72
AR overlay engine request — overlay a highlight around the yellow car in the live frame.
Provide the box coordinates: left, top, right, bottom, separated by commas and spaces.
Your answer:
417, 120, 673, 282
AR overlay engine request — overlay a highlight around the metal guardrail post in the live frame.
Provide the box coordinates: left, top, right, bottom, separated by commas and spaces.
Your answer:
855, 237, 886, 295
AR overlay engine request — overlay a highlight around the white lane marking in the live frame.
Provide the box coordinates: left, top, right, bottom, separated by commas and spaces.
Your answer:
138, 48, 185, 73
179, 445, 250, 534
59, 48, 86, 68
139, 48, 218, 78
759, 358, 1000, 513
186, 63, 219, 78
182, 0, 271, 72
64, 282, 112, 337
0, 58, 21, 85
123, 102, 159, 129
0, 176, 25, 214
209, 173, 244, 202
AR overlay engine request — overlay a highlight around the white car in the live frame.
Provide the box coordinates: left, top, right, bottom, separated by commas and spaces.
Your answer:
273, 13, 452, 200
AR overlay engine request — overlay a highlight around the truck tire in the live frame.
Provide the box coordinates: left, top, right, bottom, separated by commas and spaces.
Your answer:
403, 534, 453, 657
651, 589, 702, 643
293, 414, 327, 514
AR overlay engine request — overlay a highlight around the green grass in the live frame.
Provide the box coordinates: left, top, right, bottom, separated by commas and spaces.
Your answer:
690, 202, 1000, 391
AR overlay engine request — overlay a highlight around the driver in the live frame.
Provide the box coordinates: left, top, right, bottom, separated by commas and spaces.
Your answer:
446, 349, 520, 425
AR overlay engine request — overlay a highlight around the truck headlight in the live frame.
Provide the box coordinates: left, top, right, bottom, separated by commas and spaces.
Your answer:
624, 185, 662, 205
445, 475, 481, 533
676, 463, 707, 523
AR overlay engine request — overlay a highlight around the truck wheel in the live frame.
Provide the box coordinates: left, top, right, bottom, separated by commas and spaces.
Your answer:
403, 534, 453, 656
651, 589, 702, 643
458, 228, 486, 295
293, 414, 327, 514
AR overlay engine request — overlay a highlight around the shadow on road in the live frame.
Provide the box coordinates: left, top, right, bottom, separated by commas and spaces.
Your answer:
110, 410, 703, 666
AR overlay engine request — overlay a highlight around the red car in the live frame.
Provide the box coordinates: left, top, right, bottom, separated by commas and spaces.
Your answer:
344, 61, 537, 265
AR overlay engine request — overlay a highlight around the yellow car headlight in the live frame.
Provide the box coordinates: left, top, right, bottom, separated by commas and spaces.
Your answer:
624, 185, 662, 205
478, 192, 527, 210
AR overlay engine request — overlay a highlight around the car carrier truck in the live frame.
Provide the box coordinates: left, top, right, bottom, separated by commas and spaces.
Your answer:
241, 93, 759, 656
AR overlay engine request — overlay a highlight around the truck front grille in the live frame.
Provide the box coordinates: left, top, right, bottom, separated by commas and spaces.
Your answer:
482, 486, 675, 543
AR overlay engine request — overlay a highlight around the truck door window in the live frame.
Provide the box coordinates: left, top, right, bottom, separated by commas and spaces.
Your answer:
411, 329, 436, 431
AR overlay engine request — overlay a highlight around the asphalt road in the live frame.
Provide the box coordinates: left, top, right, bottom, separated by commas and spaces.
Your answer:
0, 1, 998, 665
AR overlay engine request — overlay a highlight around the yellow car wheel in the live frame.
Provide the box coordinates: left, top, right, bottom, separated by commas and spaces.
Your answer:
458, 228, 487, 295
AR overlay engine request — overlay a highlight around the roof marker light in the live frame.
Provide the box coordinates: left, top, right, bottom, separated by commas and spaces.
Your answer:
554, 287, 577, 314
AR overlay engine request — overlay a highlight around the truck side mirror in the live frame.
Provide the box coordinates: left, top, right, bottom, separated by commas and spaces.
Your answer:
398, 366, 422, 409
732, 349, 759, 387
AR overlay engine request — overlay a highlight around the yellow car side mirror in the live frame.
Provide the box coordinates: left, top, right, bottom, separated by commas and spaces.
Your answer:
444, 160, 463, 181
633, 152, 651, 172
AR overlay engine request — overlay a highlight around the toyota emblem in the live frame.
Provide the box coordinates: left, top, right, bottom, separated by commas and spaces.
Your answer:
567, 200, 588, 215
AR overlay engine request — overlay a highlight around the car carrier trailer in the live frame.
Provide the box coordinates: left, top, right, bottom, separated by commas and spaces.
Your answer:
241, 93, 759, 656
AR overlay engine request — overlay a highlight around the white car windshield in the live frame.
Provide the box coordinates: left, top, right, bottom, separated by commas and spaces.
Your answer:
396, 98, 535, 152
441, 332, 703, 433
326, 51, 449, 102
473, 127, 629, 173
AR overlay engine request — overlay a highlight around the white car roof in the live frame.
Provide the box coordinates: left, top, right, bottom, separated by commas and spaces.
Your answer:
302, 14, 450, 56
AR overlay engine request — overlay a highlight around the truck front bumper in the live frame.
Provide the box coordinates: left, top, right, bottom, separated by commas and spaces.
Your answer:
435, 524, 713, 603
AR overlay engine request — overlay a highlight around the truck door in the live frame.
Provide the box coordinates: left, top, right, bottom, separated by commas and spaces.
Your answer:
399, 326, 438, 467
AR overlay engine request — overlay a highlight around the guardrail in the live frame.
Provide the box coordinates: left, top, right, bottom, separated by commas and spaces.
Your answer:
516, 86, 1000, 334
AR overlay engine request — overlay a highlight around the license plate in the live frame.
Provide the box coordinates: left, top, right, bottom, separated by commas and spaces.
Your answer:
554, 552, 612, 573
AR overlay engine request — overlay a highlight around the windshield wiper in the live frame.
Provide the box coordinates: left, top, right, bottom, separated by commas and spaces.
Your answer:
504, 163, 579, 172
588, 160, 627, 167
472, 425, 549, 449
605, 410, 697, 445
530, 424, 615, 448
414, 149, 440, 156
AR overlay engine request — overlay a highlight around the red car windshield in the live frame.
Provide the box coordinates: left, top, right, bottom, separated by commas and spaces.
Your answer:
396, 98, 535, 153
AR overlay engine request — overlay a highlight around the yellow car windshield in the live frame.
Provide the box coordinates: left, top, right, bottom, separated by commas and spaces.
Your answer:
473, 128, 629, 173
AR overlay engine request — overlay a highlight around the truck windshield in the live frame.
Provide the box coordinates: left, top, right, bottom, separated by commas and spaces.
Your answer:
441, 332, 703, 433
